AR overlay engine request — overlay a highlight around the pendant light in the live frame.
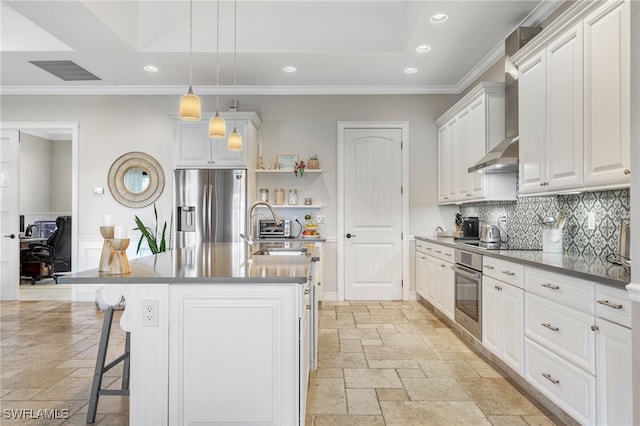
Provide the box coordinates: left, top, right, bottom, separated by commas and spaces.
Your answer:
228, 0, 242, 151
209, 0, 226, 138
179, 0, 201, 121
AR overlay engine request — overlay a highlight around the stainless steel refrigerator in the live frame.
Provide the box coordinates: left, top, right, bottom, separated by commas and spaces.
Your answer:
174, 169, 247, 248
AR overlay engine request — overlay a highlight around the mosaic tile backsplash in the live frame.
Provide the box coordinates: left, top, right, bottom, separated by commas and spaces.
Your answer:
459, 189, 630, 258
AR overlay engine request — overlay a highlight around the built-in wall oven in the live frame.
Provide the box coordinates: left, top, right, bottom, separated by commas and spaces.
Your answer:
453, 248, 483, 341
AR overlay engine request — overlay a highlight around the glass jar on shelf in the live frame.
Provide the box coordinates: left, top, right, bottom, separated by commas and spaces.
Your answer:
274, 188, 285, 205
259, 188, 269, 202
288, 189, 298, 205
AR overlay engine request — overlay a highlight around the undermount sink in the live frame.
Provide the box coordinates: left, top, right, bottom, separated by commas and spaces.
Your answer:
252, 247, 308, 256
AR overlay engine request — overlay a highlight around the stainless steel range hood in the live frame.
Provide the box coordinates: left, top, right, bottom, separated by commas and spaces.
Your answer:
469, 27, 540, 174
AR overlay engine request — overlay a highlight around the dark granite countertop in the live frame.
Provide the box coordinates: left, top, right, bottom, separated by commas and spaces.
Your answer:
59, 242, 320, 285
416, 236, 630, 289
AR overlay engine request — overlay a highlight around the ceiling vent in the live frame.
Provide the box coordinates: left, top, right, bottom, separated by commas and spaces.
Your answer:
29, 60, 101, 81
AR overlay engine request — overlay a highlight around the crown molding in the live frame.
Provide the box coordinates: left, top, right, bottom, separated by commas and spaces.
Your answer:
0, 84, 461, 96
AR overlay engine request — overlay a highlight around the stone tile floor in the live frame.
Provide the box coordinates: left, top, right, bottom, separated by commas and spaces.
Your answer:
0, 300, 561, 425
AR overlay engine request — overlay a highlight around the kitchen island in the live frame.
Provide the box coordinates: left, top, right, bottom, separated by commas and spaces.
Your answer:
59, 241, 320, 426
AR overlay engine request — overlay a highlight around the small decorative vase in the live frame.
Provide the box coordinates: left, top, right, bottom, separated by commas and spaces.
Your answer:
110, 239, 131, 275
307, 159, 319, 169
99, 226, 115, 272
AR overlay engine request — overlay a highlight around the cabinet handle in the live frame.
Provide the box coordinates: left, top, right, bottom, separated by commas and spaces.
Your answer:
426, 247, 432, 251
306, 304, 311, 310
308, 275, 313, 281
624, 169, 630, 175
541, 322, 559, 332
304, 288, 310, 295
444, 197, 449, 200
317, 281, 321, 286
542, 373, 560, 385
440, 264, 446, 268
597, 300, 623, 310
541, 283, 559, 290
466, 194, 471, 197
421, 256, 427, 260
591, 324, 599, 332
484, 265, 495, 270
502, 270, 515, 276
444, 253, 452, 257
494, 285, 502, 291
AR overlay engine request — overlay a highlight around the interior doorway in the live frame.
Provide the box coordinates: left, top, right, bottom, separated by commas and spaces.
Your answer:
337, 121, 410, 301
0, 122, 78, 301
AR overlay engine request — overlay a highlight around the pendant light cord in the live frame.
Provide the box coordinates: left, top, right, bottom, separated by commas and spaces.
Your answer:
233, 0, 238, 126
188, 0, 194, 89
215, 0, 220, 111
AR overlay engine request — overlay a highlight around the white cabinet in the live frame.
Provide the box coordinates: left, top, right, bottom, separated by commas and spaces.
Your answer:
594, 317, 632, 426
173, 112, 261, 169
515, 0, 631, 195
583, 0, 631, 189
415, 241, 454, 320
482, 275, 524, 376
436, 82, 516, 204
519, 24, 584, 195
169, 282, 305, 425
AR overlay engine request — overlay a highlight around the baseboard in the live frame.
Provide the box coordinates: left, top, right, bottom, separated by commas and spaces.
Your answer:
321, 291, 338, 301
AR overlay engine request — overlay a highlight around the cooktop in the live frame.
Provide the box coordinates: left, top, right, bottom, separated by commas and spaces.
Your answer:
457, 239, 542, 251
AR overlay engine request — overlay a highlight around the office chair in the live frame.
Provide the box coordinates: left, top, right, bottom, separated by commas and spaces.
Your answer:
22, 216, 72, 284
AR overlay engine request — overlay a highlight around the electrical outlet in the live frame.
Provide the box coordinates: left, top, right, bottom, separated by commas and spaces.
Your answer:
142, 300, 159, 327
499, 216, 507, 227
587, 212, 596, 230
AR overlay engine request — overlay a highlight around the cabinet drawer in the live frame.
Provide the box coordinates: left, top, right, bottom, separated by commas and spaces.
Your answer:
430, 243, 454, 263
595, 284, 631, 328
525, 338, 596, 425
416, 240, 430, 255
525, 293, 595, 374
482, 256, 524, 288
525, 267, 594, 314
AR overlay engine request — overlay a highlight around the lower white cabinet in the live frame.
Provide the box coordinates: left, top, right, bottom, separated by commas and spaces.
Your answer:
415, 242, 454, 320
525, 338, 596, 425
595, 316, 632, 425
169, 283, 308, 425
482, 276, 524, 376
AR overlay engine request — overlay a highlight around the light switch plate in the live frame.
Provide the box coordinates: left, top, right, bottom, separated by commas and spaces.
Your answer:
94, 187, 104, 194
587, 212, 596, 230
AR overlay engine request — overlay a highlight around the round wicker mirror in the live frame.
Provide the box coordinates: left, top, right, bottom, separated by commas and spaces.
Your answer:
108, 152, 165, 208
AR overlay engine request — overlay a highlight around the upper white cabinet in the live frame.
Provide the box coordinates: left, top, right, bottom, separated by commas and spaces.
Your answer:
173, 112, 262, 169
519, 23, 584, 195
514, 0, 630, 196
583, 0, 631, 188
436, 82, 516, 204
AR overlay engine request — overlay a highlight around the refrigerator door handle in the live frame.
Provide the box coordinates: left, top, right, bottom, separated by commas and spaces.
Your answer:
208, 184, 214, 241
201, 185, 208, 242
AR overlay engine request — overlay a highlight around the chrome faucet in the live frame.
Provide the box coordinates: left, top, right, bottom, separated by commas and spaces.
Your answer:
241, 201, 281, 245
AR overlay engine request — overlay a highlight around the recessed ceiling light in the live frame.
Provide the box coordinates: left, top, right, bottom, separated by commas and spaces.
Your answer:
144, 65, 158, 72
416, 45, 432, 53
404, 67, 418, 74
430, 13, 448, 23
283, 66, 297, 73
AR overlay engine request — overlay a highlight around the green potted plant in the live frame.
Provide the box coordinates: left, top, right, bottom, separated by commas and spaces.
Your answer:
307, 154, 319, 169
133, 203, 171, 254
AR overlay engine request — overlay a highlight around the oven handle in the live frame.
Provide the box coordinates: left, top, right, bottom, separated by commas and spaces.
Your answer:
452, 265, 482, 281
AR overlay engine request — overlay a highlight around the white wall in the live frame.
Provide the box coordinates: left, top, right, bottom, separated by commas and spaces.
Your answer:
50, 140, 72, 212
19, 133, 51, 212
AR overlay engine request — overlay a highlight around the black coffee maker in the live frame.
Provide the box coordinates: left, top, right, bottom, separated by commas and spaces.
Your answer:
458, 217, 480, 240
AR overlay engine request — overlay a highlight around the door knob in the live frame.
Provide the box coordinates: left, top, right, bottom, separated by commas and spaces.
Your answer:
4, 234, 16, 239
346, 233, 356, 239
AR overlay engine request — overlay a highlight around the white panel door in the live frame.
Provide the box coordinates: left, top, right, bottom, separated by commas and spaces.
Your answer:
437, 125, 450, 203
584, 0, 631, 188
518, 52, 548, 195
468, 96, 487, 199
344, 128, 402, 300
546, 23, 584, 191
0, 130, 20, 300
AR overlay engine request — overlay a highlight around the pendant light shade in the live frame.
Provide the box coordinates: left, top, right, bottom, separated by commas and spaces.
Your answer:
179, 0, 200, 121
228, 127, 242, 151
210, 0, 226, 138
209, 112, 226, 138
180, 86, 201, 121
228, 0, 241, 152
